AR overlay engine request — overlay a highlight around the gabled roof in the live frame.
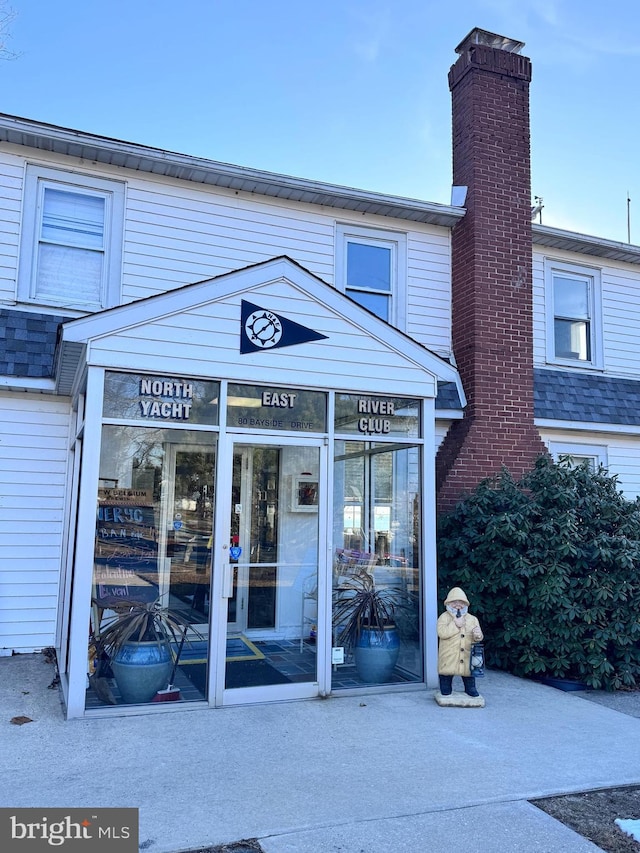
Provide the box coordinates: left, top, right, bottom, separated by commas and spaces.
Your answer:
57, 256, 464, 403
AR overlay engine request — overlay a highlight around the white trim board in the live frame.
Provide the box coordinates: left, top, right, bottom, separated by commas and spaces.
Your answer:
536, 418, 640, 437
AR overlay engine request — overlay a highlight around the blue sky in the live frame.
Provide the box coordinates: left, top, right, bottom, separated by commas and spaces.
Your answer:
2, 0, 639, 243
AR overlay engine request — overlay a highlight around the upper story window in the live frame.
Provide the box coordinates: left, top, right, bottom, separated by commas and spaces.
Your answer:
545, 260, 602, 368
18, 165, 125, 311
336, 224, 406, 327
548, 441, 607, 471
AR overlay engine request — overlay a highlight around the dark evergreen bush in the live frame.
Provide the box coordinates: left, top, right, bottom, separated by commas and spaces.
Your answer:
437, 455, 640, 690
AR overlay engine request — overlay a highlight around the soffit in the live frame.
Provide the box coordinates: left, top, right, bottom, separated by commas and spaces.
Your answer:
0, 113, 464, 228
5, 117, 640, 262
533, 224, 640, 266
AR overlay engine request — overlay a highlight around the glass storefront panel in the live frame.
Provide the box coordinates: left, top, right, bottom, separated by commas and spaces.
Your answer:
227, 384, 326, 432
82, 377, 425, 711
225, 443, 320, 690
88, 426, 216, 708
103, 371, 220, 425
332, 441, 422, 687
334, 394, 419, 438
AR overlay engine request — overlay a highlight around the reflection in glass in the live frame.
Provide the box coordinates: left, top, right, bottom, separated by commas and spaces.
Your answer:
347, 242, 391, 291
554, 276, 589, 318
332, 441, 422, 687
346, 241, 392, 321
553, 275, 592, 361
88, 426, 216, 709
554, 318, 590, 361
334, 394, 419, 437
347, 289, 389, 321
225, 444, 320, 690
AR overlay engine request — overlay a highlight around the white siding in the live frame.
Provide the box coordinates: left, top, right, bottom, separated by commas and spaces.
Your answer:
0, 147, 453, 359
533, 247, 640, 378
122, 177, 336, 300
0, 153, 23, 305
602, 263, 640, 374
407, 231, 451, 357
0, 392, 71, 651
538, 426, 640, 500
87, 279, 439, 396
532, 250, 547, 367
122, 173, 453, 358
435, 420, 451, 451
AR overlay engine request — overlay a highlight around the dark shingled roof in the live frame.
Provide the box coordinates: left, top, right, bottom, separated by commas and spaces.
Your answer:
534, 368, 640, 426
436, 381, 462, 411
0, 309, 64, 377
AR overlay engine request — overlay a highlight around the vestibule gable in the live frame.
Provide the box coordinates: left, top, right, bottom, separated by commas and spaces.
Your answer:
57, 257, 461, 399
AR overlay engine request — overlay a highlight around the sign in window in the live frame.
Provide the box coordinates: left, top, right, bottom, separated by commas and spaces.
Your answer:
227, 384, 327, 432
334, 394, 419, 437
103, 372, 219, 425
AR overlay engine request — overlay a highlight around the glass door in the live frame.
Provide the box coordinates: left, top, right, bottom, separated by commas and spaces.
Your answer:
218, 439, 325, 699
227, 446, 280, 633
159, 443, 216, 633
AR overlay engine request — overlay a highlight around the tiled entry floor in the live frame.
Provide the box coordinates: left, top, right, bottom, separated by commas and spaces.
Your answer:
86, 638, 420, 709
262, 639, 421, 689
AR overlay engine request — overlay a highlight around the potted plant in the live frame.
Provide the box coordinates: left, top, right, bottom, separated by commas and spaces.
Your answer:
332, 568, 411, 683
91, 598, 197, 704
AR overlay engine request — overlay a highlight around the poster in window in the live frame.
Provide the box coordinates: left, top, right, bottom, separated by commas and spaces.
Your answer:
94, 488, 159, 605
292, 477, 319, 512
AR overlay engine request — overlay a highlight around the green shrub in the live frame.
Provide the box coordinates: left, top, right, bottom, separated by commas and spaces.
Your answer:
437, 455, 640, 690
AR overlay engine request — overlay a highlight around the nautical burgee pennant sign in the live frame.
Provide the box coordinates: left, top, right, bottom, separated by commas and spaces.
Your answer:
240, 300, 328, 354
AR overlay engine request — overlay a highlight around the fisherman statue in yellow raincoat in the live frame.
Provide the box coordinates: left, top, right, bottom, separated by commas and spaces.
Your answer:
437, 587, 483, 699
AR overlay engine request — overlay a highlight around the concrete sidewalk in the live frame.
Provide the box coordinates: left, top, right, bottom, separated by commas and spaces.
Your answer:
2, 653, 639, 853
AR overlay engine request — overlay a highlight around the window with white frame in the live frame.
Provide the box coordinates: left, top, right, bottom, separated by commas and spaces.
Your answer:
18, 165, 125, 310
545, 260, 601, 367
549, 441, 607, 471
336, 224, 406, 327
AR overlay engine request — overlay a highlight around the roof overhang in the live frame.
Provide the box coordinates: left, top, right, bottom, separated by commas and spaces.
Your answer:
0, 113, 465, 228
533, 224, 640, 266
6, 115, 640, 259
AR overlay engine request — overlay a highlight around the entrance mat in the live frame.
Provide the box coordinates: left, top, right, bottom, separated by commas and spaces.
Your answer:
181, 658, 292, 693
226, 635, 265, 661
172, 635, 265, 665
226, 658, 292, 688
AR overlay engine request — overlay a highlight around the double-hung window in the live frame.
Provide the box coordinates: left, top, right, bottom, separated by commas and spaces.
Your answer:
18, 166, 125, 310
548, 441, 607, 471
546, 260, 601, 367
336, 224, 406, 327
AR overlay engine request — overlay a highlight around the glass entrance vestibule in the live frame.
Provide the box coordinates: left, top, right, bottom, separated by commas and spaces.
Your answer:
70, 370, 431, 715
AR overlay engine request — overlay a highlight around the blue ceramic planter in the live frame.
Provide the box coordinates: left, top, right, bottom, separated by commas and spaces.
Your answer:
354, 625, 400, 683
111, 640, 172, 704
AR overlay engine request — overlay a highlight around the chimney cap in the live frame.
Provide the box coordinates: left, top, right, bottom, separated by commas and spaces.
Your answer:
455, 28, 525, 55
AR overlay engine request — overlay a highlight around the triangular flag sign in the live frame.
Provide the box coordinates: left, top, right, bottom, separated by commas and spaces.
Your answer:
240, 300, 328, 354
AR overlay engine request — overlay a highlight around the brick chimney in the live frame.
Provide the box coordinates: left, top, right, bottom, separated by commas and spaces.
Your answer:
436, 28, 548, 511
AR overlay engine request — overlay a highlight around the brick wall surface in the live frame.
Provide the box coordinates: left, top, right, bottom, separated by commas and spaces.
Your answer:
436, 42, 548, 511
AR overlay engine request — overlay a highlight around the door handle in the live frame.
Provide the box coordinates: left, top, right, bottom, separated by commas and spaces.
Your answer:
222, 559, 233, 598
